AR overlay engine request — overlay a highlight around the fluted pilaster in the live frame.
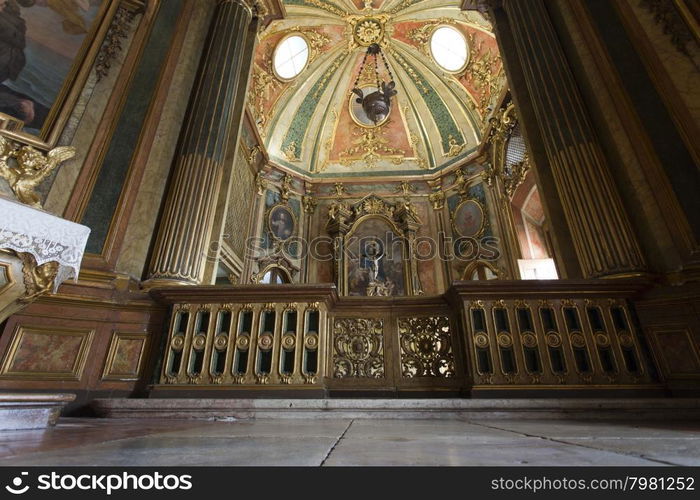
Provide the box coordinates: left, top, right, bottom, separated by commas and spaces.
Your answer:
493, 0, 647, 277
146, 0, 254, 285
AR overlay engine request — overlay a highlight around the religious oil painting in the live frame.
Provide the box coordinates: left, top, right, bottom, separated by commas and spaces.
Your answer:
347, 217, 405, 297
452, 199, 485, 238
0, 0, 111, 140
268, 204, 295, 241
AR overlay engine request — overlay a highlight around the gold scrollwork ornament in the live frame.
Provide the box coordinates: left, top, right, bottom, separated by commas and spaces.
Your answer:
595, 333, 611, 347
546, 333, 562, 348
214, 335, 228, 350
255, 171, 268, 196
332, 318, 384, 379
170, 336, 185, 351
570, 333, 587, 348
192, 335, 206, 350
281, 333, 296, 350
496, 333, 513, 348
474, 333, 489, 348
399, 316, 455, 378
304, 333, 319, 350
302, 194, 317, 214
443, 134, 466, 158
521, 333, 538, 348
619, 334, 634, 348
235, 335, 250, 350
429, 190, 445, 210
258, 332, 274, 351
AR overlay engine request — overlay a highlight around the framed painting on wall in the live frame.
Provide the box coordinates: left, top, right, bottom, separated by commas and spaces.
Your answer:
0, 0, 120, 148
268, 204, 296, 241
451, 198, 485, 238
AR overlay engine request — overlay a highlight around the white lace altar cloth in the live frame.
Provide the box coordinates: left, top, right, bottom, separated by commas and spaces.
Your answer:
0, 196, 90, 293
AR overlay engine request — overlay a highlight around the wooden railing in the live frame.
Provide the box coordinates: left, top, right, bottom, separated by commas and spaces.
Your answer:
449, 280, 655, 391
150, 280, 659, 394
153, 285, 335, 390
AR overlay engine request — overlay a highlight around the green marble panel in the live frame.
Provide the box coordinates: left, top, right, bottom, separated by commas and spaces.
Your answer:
280, 53, 347, 158
81, 0, 184, 254
399, 58, 464, 153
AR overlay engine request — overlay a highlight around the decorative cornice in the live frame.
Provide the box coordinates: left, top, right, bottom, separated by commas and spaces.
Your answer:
150, 283, 339, 305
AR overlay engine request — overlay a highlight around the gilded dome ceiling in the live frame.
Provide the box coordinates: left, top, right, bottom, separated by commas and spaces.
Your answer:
250, 0, 507, 177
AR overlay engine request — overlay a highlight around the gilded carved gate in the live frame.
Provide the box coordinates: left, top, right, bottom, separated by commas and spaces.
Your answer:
325, 297, 468, 394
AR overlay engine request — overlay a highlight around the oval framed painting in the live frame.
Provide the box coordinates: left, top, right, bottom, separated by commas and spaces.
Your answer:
268, 205, 296, 241
452, 199, 485, 238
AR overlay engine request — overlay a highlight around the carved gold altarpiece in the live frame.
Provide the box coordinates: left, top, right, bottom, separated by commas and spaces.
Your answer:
326, 193, 424, 297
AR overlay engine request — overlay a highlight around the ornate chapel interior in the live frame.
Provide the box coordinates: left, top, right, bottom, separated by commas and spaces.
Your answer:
0, 0, 699, 429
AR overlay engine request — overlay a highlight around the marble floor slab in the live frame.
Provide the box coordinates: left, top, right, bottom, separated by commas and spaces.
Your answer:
4, 436, 338, 467
342, 419, 518, 441
322, 435, 658, 466
552, 438, 700, 466
155, 419, 353, 439
0, 417, 698, 466
469, 419, 700, 439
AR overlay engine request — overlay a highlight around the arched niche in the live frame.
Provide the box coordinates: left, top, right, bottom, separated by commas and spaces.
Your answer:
256, 265, 292, 284
462, 260, 502, 281
346, 215, 407, 297
250, 255, 298, 284
326, 194, 423, 297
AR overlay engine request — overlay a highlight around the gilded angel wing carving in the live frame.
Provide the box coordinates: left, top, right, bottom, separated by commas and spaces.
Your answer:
0, 134, 76, 208
0, 135, 17, 185
0, 135, 19, 188
13, 146, 76, 208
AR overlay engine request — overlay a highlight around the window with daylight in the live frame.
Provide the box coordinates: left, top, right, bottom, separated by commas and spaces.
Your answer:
273, 35, 310, 80
260, 267, 291, 284
430, 26, 469, 73
518, 258, 559, 280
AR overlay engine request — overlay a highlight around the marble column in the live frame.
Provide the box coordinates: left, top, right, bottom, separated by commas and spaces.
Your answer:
474, 0, 647, 278
145, 0, 254, 285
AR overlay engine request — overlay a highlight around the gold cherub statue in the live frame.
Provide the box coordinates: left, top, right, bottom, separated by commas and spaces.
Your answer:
18, 253, 59, 303
0, 135, 75, 208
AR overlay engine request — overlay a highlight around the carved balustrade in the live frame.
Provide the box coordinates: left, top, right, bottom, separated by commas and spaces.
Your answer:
150, 280, 659, 394
449, 280, 656, 391
152, 285, 335, 390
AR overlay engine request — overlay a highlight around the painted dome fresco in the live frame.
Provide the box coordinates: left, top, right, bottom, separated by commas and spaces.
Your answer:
250, 0, 507, 177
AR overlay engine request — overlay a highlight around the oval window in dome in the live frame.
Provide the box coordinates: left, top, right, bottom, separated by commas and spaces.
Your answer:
430, 26, 469, 73
273, 34, 310, 81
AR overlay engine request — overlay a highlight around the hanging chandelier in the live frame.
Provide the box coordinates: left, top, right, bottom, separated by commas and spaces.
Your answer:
351, 43, 397, 125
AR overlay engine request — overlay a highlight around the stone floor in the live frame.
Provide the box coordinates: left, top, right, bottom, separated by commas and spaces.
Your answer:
0, 417, 699, 466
